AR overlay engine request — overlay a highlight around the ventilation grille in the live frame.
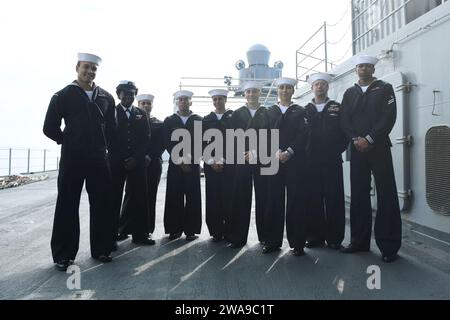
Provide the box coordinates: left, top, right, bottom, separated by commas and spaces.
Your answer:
426, 126, 450, 215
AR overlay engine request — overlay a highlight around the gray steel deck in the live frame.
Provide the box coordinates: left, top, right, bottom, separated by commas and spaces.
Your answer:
0, 170, 449, 300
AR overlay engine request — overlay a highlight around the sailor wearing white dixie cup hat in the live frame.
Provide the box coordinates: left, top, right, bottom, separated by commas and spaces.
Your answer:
263, 77, 309, 256
340, 54, 401, 263
136, 93, 164, 244
202, 89, 234, 243
43, 53, 116, 269
227, 81, 271, 249
163, 90, 203, 242
303, 72, 347, 251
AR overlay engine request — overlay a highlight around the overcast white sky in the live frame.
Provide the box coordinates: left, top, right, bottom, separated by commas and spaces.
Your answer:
0, 0, 352, 150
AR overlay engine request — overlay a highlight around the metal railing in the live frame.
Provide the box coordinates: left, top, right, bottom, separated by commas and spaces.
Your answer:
352, 0, 411, 53
295, 2, 353, 83
0, 148, 60, 177
296, 22, 337, 83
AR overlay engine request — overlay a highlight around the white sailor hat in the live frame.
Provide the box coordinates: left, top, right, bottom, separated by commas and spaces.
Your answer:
174, 90, 194, 100
307, 73, 332, 85
242, 81, 263, 92
208, 89, 229, 97
77, 53, 102, 65
275, 77, 298, 87
354, 54, 379, 66
136, 94, 154, 102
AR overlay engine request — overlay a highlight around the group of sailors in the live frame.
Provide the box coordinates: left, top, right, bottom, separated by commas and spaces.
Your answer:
43, 52, 402, 271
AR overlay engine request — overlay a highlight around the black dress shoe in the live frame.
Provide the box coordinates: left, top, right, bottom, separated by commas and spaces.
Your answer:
292, 248, 305, 256
93, 254, 113, 263
132, 237, 156, 245
168, 232, 182, 240
211, 236, 224, 242
186, 235, 198, 242
340, 243, 370, 254
305, 240, 325, 248
55, 260, 70, 271
327, 243, 342, 250
116, 233, 129, 241
262, 245, 280, 254
382, 254, 398, 263
228, 242, 245, 249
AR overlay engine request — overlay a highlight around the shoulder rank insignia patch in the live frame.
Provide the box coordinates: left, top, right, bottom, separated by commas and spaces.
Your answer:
388, 97, 395, 105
